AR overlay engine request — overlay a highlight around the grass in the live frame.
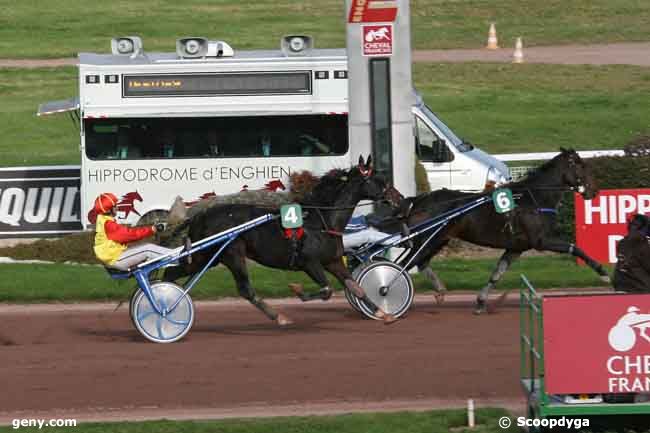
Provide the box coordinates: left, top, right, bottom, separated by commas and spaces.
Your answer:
1, 63, 648, 166
0, 255, 608, 303
0, 1, 648, 57
414, 63, 650, 154
0, 408, 522, 433
0, 67, 78, 166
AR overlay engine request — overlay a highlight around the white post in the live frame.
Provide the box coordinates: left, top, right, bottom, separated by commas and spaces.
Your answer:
467, 398, 475, 428
346, 0, 415, 198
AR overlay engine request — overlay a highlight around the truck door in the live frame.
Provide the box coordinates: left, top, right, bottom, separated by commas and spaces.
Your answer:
415, 115, 453, 190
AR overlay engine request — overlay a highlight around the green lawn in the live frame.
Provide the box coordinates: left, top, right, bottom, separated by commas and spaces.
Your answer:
0, 0, 648, 58
0, 67, 77, 166
0, 255, 608, 303
0, 409, 521, 433
413, 63, 650, 154
1, 63, 648, 166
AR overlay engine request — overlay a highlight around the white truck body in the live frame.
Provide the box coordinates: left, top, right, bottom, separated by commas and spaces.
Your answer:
41, 42, 509, 227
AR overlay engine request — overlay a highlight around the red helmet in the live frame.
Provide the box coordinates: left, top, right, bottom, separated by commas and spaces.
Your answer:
94, 193, 118, 214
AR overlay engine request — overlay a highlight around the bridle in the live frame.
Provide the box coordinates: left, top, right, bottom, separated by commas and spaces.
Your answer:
566, 155, 590, 196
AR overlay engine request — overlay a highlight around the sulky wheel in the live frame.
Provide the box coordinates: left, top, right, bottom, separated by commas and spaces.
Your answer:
131, 281, 195, 343
345, 257, 391, 313
353, 261, 414, 320
343, 286, 363, 313
343, 259, 366, 313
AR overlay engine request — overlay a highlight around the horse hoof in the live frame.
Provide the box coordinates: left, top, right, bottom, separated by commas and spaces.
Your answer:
434, 292, 446, 305
320, 289, 333, 301
276, 314, 294, 326
473, 301, 488, 315
288, 283, 304, 296
374, 310, 398, 325
600, 275, 612, 284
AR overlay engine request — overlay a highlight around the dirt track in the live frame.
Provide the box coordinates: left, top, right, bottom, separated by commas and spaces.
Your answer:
2, 42, 649, 67
0, 294, 523, 424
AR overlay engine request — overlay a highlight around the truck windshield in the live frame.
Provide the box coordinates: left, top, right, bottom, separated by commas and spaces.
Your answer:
84, 114, 348, 160
421, 105, 472, 152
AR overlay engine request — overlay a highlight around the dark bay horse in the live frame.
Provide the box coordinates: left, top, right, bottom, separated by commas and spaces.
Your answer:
613, 214, 650, 293
166, 156, 403, 325
400, 148, 609, 313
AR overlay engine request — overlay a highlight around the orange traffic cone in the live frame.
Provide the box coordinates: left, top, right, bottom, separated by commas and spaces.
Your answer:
486, 23, 499, 49
512, 37, 524, 63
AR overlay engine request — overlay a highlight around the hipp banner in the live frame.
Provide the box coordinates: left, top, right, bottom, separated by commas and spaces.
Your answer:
0, 166, 82, 237
575, 189, 650, 263
544, 294, 650, 394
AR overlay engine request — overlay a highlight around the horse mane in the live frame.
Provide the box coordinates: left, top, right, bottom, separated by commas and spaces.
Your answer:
302, 167, 357, 205
288, 170, 319, 202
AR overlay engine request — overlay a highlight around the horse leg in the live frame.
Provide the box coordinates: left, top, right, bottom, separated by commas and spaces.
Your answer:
476, 250, 522, 315
162, 263, 192, 282
324, 259, 397, 324
419, 264, 448, 304
402, 235, 449, 305
537, 239, 611, 283
289, 261, 334, 302
220, 249, 292, 326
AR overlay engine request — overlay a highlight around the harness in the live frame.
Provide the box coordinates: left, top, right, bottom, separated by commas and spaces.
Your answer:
283, 227, 305, 270
278, 165, 398, 267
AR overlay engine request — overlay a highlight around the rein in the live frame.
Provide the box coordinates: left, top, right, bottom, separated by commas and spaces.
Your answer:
301, 200, 386, 211
305, 200, 388, 237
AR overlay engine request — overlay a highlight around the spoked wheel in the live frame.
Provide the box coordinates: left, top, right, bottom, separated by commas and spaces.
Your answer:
131, 281, 195, 343
352, 261, 414, 320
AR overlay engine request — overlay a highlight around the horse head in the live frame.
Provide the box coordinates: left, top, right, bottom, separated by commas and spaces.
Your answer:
355, 155, 403, 208
558, 148, 598, 200
264, 179, 286, 192
116, 191, 143, 217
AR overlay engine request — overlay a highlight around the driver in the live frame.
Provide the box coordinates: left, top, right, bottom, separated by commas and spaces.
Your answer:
343, 215, 396, 251
93, 193, 173, 271
613, 214, 650, 293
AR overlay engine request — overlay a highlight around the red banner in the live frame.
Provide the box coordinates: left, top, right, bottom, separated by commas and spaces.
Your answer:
575, 189, 650, 263
544, 294, 650, 394
348, 0, 398, 23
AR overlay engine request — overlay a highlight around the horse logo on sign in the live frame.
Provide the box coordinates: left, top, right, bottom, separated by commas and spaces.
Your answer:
362, 24, 393, 56
364, 27, 391, 42
608, 306, 650, 352
87, 191, 143, 224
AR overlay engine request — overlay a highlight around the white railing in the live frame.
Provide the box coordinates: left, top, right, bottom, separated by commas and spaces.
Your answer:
495, 149, 624, 162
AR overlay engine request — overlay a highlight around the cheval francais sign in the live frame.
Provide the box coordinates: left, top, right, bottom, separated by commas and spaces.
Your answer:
544, 294, 650, 394
575, 189, 650, 263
